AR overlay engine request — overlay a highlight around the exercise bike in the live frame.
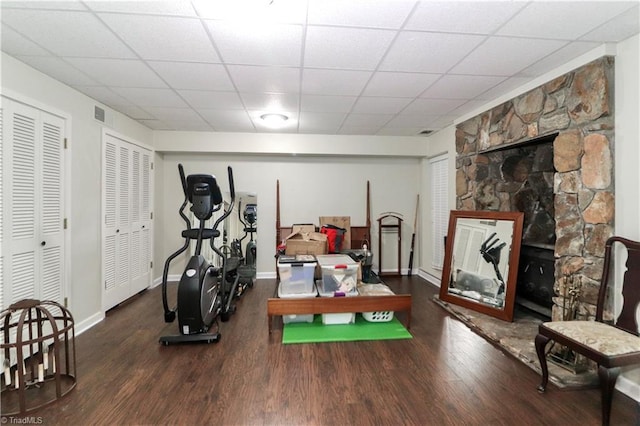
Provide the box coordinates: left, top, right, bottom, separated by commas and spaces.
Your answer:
159, 164, 236, 345
234, 201, 257, 292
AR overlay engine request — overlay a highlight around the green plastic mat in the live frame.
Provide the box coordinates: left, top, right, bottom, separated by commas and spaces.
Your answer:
282, 314, 412, 344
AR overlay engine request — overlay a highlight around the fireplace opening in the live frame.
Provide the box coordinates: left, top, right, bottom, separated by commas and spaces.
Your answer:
475, 133, 558, 318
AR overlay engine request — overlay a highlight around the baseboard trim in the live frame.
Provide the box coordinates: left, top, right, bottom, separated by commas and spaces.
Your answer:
74, 311, 104, 336
152, 275, 181, 288
617, 373, 640, 402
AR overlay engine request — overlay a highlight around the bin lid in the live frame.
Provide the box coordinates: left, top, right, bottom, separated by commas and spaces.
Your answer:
315, 254, 357, 266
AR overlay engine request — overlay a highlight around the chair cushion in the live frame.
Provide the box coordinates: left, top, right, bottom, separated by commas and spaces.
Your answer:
542, 321, 640, 356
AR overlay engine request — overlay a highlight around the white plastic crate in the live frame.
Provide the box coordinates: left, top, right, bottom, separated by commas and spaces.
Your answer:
362, 311, 394, 322
277, 260, 316, 294
318, 284, 357, 325
277, 281, 317, 324
315, 255, 359, 293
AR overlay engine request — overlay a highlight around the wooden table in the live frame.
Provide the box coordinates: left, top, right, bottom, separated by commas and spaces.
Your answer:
267, 294, 412, 333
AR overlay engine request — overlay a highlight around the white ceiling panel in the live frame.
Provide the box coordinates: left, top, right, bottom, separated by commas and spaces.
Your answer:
402, 98, 467, 116
205, 20, 303, 66
302, 69, 372, 96
304, 26, 396, 70
379, 31, 486, 73
178, 90, 244, 109
16, 56, 99, 86
420, 75, 507, 100
227, 65, 300, 93
351, 97, 413, 114
362, 72, 440, 98
192, 0, 308, 24
65, 58, 167, 88
1, 9, 136, 58
99, 14, 219, 62
111, 88, 189, 108
148, 62, 234, 91
580, 5, 640, 42
405, 1, 526, 34
86, 1, 197, 16
300, 95, 357, 113
450, 37, 568, 76
1, 26, 50, 56
298, 112, 346, 134
240, 92, 299, 112
497, 1, 638, 40
1, 1, 638, 137
307, 0, 415, 29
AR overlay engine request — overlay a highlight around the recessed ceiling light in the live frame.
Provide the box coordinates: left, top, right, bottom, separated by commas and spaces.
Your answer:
260, 113, 288, 128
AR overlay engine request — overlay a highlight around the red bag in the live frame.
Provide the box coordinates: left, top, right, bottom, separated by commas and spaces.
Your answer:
320, 224, 346, 253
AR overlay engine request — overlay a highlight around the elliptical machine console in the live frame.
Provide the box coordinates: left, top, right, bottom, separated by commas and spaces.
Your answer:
159, 164, 235, 345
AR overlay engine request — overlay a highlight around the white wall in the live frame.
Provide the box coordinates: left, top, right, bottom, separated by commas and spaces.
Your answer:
1, 53, 154, 329
156, 152, 422, 279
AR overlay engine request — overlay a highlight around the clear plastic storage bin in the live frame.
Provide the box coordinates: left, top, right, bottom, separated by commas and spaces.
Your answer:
317, 285, 357, 325
315, 254, 359, 293
277, 281, 318, 324
277, 260, 316, 294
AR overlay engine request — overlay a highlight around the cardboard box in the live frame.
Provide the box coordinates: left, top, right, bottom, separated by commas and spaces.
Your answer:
292, 223, 315, 234
319, 216, 351, 249
285, 230, 328, 255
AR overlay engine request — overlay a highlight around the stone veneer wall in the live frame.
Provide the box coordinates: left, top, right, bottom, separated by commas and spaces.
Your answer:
455, 56, 615, 321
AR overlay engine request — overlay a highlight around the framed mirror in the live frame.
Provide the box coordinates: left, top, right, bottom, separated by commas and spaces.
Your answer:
439, 210, 524, 321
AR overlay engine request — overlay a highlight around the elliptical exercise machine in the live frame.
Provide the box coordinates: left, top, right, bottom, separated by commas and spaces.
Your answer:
159, 164, 236, 345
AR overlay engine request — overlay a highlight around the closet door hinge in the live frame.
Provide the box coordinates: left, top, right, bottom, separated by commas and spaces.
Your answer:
150, 261, 153, 269
64, 138, 68, 149
150, 212, 153, 220
151, 162, 154, 170
64, 297, 68, 308
64, 218, 68, 229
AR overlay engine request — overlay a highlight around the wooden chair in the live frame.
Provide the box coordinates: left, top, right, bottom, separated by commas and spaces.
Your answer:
535, 236, 640, 426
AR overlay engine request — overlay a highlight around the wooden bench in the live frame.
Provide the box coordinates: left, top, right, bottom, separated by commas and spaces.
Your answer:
267, 294, 412, 333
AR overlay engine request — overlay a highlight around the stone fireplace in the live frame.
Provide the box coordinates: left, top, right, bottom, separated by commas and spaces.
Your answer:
455, 56, 615, 322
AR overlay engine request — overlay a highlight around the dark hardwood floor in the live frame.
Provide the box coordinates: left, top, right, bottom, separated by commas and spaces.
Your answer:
10, 276, 639, 425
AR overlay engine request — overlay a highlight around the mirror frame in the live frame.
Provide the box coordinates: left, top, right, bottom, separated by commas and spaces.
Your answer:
439, 210, 524, 321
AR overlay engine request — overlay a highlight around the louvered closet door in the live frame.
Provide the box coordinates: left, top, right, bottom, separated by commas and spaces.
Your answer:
1, 98, 65, 308
102, 133, 152, 310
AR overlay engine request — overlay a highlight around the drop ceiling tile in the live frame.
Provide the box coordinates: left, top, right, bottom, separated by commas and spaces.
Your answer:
405, 1, 526, 34
144, 107, 202, 122
99, 14, 219, 62
86, 1, 197, 16
449, 100, 494, 119
377, 127, 425, 136
138, 119, 171, 130
342, 113, 393, 127
163, 120, 214, 131
304, 26, 396, 70
402, 98, 466, 115
475, 76, 533, 102
1, 26, 50, 56
298, 112, 346, 134
65, 58, 167, 88
351, 97, 412, 114
72, 86, 132, 107
385, 114, 441, 128
227, 65, 300, 93
1, 1, 87, 10
1, 9, 136, 58
110, 105, 155, 121
178, 90, 244, 109
16, 56, 99, 86
205, 20, 303, 66
450, 37, 568, 76
379, 31, 485, 73
301, 69, 372, 96
240, 92, 299, 112
199, 109, 254, 131
193, 0, 307, 24
580, 5, 640, 42
362, 72, 440, 97
420, 75, 507, 99
338, 126, 384, 135
517, 41, 601, 77
498, 1, 639, 40
307, 0, 414, 29
148, 61, 234, 91
111, 88, 188, 108
300, 95, 357, 113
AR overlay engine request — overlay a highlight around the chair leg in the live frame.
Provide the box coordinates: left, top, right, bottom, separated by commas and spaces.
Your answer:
597, 365, 620, 426
535, 333, 551, 393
